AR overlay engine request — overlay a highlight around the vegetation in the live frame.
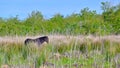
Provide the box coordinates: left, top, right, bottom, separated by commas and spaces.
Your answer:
0, 1, 120, 68
0, 35, 120, 68
0, 2, 120, 36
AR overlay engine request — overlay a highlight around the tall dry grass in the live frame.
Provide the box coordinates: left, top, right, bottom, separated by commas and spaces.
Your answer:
0, 35, 120, 45
0, 35, 120, 68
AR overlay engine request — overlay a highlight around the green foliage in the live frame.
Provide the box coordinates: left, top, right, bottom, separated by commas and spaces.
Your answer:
101, 2, 120, 34
0, 2, 120, 36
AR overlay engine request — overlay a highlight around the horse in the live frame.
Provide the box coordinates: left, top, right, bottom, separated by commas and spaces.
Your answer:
24, 36, 49, 46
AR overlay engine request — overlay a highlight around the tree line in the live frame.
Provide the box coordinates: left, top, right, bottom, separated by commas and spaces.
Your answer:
0, 2, 120, 36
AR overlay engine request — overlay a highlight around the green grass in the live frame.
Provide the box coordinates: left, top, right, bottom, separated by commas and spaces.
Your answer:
0, 2, 120, 68
0, 36, 120, 68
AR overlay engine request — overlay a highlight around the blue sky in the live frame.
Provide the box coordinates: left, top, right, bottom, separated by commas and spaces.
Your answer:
0, 0, 119, 20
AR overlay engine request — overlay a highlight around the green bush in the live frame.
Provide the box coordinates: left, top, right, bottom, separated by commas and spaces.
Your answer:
0, 2, 120, 36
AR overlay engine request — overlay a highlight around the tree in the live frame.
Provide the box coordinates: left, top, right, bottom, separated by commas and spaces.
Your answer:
101, 1, 115, 22
25, 11, 44, 24
80, 7, 97, 21
101, 2, 111, 12
50, 13, 64, 23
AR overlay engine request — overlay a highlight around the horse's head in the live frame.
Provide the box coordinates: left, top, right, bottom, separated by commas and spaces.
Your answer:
24, 38, 33, 45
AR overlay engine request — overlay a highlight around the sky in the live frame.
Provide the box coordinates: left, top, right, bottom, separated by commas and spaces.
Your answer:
0, 0, 119, 20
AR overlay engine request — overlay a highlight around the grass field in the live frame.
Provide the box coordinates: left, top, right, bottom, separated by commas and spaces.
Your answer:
0, 35, 120, 68
0, 2, 120, 68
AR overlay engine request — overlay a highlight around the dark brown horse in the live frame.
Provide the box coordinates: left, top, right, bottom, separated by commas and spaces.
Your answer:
24, 36, 49, 46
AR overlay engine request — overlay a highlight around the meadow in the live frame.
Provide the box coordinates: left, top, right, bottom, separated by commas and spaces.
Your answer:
0, 2, 120, 68
0, 35, 120, 68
